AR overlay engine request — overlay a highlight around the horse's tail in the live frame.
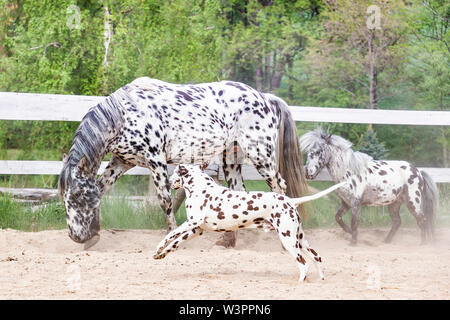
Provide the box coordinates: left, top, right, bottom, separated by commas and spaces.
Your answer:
265, 93, 309, 217
420, 170, 439, 239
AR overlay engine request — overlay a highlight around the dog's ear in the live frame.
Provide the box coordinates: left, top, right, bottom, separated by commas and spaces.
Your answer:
62, 153, 68, 163
324, 134, 332, 144
178, 165, 189, 176
199, 162, 208, 171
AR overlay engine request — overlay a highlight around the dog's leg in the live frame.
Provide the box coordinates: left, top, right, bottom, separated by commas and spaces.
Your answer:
154, 217, 204, 256
153, 226, 203, 259
299, 236, 324, 280
271, 213, 309, 282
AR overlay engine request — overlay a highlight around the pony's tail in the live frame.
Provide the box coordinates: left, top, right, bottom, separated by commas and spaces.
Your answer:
421, 170, 439, 240
266, 94, 309, 218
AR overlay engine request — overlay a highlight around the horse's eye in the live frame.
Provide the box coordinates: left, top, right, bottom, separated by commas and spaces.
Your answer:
72, 190, 83, 198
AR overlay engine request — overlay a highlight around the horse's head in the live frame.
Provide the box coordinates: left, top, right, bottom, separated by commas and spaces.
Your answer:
60, 154, 101, 244
301, 134, 332, 180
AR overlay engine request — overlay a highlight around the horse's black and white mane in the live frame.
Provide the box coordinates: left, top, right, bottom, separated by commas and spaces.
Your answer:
58, 88, 129, 196
300, 127, 372, 176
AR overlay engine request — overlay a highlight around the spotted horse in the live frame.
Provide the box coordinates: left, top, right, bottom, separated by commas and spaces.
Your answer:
58, 77, 308, 249
300, 127, 439, 245
154, 164, 345, 282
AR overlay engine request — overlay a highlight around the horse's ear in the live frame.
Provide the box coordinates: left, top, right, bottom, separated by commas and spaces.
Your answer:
62, 153, 68, 163
325, 134, 332, 144
199, 162, 208, 171
76, 155, 88, 175
178, 165, 188, 176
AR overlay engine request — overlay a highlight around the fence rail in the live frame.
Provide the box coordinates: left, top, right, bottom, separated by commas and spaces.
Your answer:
1, 91, 450, 125
1, 92, 449, 183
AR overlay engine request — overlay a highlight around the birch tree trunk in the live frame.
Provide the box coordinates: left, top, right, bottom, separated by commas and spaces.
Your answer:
103, 6, 113, 93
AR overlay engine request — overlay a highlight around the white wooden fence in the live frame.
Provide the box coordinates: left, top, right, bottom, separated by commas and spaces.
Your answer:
1, 92, 449, 183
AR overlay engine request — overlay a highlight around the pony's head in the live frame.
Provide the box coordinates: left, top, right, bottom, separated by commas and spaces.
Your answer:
59, 154, 101, 244
300, 128, 333, 179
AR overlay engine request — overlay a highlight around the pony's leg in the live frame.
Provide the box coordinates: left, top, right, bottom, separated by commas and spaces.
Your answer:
148, 162, 177, 231
350, 204, 361, 245
335, 200, 351, 234
97, 156, 134, 196
384, 201, 402, 243
216, 152, 245, 248
405, 191, 427, 244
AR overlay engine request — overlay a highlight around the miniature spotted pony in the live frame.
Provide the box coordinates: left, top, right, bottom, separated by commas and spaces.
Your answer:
154, 164, 345, 282
300, 128, 439, 245
58, 77, 307, 248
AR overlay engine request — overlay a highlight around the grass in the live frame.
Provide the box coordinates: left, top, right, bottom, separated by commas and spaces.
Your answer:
0, 178, 449, 232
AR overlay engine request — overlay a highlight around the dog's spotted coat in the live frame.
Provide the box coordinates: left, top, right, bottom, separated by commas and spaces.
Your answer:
153, 164, 344, 282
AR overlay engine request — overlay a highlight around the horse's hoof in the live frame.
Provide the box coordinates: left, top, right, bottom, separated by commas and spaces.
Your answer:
83, 234, 100, 250
349, 240, 357, 247
216, 232, 237, 248
215, 239, 235, 248
215, 238, 236, 248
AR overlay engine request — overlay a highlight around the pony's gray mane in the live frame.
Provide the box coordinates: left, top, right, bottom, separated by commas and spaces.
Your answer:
300, 127, 372, 174
58, 88, 129, 197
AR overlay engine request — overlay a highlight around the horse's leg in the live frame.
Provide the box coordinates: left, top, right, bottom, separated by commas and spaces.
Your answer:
384, 201, 402, 243
148, 161, 177, 231
216, 154, 245, 248
335, 200, 352, 234
237, 135, 285, 194
350, 204, 361, 245
97, 156, 134, 196
172, 188, 186, 215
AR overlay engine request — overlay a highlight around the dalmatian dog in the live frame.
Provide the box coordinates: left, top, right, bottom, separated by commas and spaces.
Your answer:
153, 164, 345, 282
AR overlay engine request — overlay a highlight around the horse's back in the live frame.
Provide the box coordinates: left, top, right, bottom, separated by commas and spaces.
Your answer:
113, 77, 278, 164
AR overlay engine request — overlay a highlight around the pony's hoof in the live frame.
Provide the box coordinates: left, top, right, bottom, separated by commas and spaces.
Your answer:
349, 240, 357, 246
83, 234, 100, 250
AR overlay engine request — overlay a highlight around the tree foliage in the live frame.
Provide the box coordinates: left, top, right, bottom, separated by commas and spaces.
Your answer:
0, 0, 447, 167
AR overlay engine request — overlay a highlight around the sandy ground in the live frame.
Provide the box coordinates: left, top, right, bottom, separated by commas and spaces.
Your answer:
0, 226, 449, 300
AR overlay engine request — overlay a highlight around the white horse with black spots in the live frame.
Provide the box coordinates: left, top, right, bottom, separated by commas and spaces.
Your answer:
300, 128, 439, 245
58, 77, 308, 249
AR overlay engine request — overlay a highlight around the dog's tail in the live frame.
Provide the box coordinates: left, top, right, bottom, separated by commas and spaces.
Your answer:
290, 182, 345, 206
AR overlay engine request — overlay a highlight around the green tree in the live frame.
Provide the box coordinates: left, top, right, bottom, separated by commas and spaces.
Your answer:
358, 129, 388, 160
